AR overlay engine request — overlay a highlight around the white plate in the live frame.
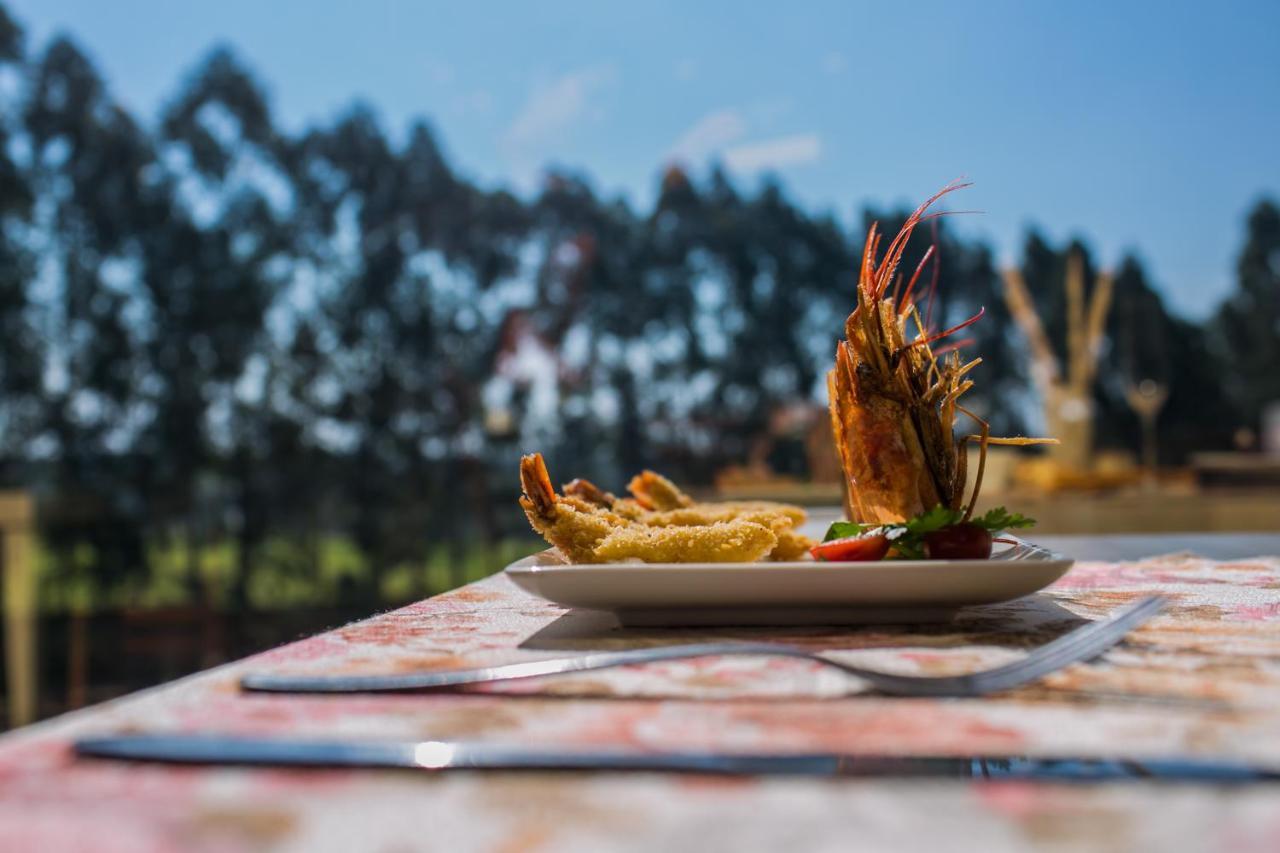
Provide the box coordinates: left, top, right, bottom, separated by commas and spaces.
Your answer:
504, 537, 1074, 626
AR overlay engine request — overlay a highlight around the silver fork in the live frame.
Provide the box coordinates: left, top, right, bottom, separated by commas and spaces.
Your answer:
241, 596, 1165, 699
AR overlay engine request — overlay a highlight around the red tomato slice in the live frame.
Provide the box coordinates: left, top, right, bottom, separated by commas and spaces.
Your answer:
810, 533, 890, 562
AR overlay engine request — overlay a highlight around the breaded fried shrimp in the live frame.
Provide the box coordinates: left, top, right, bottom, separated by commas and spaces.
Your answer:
593, 519, 777, 563
522, 455, 812, 562
520, 455, 624, 563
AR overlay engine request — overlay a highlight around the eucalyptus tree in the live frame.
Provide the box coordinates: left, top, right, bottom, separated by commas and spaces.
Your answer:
1214, 199, 1280, 436
285, 105, 531, 588
153, 47, 295, 601
23, 36, 159, 591
1105, 256, 1234, 464
681, 172, 854, 477
0, 6, 40, 483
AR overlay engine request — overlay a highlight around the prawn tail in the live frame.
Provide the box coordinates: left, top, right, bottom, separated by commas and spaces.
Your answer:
519, 453, 558, 518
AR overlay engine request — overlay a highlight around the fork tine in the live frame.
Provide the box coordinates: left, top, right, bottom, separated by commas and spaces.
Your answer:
976, 595, 1165, 677
846, 596, 1166, 697
964, 596, 1165, 694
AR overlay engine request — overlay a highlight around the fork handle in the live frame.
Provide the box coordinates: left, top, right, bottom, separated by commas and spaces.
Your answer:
241, 642, 812, 693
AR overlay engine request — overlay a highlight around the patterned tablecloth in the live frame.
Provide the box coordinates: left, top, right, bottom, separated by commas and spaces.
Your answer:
2, 551, 1279, 852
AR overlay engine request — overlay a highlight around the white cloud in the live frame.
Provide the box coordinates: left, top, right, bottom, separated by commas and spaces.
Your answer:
667, 109, 747, 163
722, 134, 823, 173
746, 97, 793, 127
504, 66, 614, 149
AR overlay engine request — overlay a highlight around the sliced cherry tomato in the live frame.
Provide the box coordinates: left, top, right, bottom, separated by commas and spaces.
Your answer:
923, 523, 993, 560
810, 533, 890, 562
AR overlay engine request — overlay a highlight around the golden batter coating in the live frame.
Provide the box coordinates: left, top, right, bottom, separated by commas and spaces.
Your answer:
595, 479, 813, 559
709, 501, 807, 528
593, 519, 777, 563
769, 528, 815, 561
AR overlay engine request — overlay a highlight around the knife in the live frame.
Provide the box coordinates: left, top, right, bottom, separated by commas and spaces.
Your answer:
74, 735, 1280, 783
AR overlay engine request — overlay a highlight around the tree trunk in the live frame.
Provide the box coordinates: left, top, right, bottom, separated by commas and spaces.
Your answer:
184, 520, 203, 602
65, 609, 88, 710
229, 454, 258, 612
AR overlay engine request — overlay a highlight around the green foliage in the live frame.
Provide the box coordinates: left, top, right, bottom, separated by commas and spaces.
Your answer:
880, 506, 968, 560
970, 507, 1036, 531
822, 521, 865, 541
37, 533, 540, 613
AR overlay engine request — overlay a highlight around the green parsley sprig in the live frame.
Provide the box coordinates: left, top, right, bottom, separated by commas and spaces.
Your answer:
821, 506, 1035, 560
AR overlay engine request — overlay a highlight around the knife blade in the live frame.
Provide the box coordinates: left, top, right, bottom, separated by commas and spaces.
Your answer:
74, 735, 1280, 783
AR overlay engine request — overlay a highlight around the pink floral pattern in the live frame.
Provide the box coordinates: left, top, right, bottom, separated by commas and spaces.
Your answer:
1, 552, 1278, 851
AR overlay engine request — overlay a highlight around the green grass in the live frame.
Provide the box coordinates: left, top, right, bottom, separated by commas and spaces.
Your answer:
36, 535, 544, 613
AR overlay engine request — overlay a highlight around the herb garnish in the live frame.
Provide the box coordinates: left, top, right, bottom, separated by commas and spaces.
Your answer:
820, 506, 1035, 560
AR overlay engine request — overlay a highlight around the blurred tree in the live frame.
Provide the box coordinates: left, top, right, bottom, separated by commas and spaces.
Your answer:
285, 105, 531, 593
633, 165, 712, 477
527, 170, 645, 478
625, 167, 857, 481
0, 6, 41, 482
707, 180, 817, 447
1214, 199, 1280, 436
287, 106, 427, 594
1103, 256, 1234, 464
24, 36, 155, 594
152, 47, 293, 601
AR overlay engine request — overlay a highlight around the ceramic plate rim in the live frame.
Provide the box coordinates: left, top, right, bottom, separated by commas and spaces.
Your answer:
505, 535, 1069, 574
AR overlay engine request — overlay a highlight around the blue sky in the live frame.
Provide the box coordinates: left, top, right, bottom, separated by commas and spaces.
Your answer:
10, 0, 1279, 317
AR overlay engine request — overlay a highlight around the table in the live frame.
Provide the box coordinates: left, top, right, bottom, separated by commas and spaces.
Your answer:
1, 535, 1279, 851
